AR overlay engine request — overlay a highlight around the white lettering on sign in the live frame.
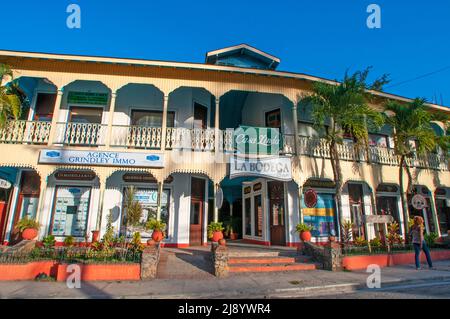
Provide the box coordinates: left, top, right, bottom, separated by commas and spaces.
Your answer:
230, 156, 292, 182
39, 150, 164, 168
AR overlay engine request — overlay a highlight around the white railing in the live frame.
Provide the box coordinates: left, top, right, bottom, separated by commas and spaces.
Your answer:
0, 120, 51, 144
111, 125, 162, 149
166, 128, 216, 151
54, 122, 107, 146
297, 136, 448, 171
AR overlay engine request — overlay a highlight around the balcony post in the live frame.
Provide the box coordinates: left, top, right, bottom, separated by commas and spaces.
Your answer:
156, 181, 164, 221
214, 97, 220, 155
95, 175, 107, 234
47, 90, 64, 146
161, 95, 169, 151
213, 182, 219, 223
105, 92, 117, 148
291, 102, 300, 155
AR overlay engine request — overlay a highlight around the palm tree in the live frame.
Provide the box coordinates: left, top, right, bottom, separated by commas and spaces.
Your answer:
0, 64, 22, 129
299, 68, 388, 226
384, 98, 449, 234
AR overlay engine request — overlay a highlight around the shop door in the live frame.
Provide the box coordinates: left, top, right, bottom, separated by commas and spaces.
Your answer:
190, 178, 205, 246
0, 201, 8, 243
268, 181, 286, 246
436, 199, 450, 235
348, 184, 365, 239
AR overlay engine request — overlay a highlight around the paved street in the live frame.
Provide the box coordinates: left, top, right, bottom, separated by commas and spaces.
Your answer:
1, 260, 450, 299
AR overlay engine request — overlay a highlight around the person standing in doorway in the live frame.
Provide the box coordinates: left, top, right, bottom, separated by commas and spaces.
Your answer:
410, 216, 434, 270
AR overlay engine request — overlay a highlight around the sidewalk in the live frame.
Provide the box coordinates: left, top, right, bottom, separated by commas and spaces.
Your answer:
1, 260, 449, 299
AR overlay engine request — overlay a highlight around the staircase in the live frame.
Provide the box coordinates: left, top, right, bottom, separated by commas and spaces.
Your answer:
227, 249, 317, 274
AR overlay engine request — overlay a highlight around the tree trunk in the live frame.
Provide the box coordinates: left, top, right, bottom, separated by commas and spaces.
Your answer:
330, 140, 344, 226
399, 155, 410, 236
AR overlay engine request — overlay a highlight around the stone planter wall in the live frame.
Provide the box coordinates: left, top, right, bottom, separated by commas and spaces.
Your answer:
302, 241, 342, 271
211, 243, 229, 278
140, 243, 161, 280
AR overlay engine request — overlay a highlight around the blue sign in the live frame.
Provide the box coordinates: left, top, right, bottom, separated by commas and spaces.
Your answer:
39, 149, 165, 168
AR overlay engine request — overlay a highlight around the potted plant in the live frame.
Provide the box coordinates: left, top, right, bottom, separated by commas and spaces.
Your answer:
296, 223, 313, 242
146, 219, 166, 242
15, 217, 40, 240
207, 222, 224, 242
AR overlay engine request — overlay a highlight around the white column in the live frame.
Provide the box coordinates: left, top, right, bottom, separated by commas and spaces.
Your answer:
105, 92, 117, 148
298, 185, 304, 224
213, 182, 219, 223
95, 176, 107, 233
214, 98, 220, 155
161, 95, 169, 151
291, 103, 300, 155
429, 193, 441, 237
156, 181, 164, 221
36, 174, 48, 237
47, 90, 64, 146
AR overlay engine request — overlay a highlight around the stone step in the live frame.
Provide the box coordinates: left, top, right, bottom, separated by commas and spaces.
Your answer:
228, 257, 297, 265
228, 249, 297, 258
229, 263, 317, 273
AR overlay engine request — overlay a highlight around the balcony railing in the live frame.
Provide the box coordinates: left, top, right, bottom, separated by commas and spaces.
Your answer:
0, 120, 51, 144
54, 122, 107, 146
0, 120, 447, 171
297, 136, 449, 171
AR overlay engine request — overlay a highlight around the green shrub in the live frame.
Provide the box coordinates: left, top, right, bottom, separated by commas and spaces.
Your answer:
145, 219, 166, 232
370, 237, 382, 248
42, 235, 56, 248
424, 232, 439, 248
295, 223, 313, 233
354, 236, 368, 247
207, 222, 224, 239
15, 217, 40, 232
63, 236, 75, 247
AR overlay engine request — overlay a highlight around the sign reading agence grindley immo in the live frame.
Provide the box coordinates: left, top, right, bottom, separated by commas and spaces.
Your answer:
230, 156, 292, 182
39, 150, 164, 168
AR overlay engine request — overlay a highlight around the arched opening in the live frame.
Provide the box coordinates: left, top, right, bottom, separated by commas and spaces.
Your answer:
408, 185, 436, 235
435, 187, 450, 236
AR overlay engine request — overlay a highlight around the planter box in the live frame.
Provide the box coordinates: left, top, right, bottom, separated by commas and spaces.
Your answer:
342, 250, 450, 271
0, 261, 140, 281
0, 261, 58, 281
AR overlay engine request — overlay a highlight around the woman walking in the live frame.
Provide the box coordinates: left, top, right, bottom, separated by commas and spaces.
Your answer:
410, 216, 434, 270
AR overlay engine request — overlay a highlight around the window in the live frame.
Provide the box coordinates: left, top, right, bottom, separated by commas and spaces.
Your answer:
298, 121, 327, 138
244, 198, 251, 236
253, 194, 263, 237
369, 134, 389, 148
193, 103, 207, 129
131, 110, 175, 127
265, 109, 281, 129
34, 93, 56, 121
302, 193, 337, 238
69, 107, 103, 124
51, 186, 91, 237
121, 188, 171, 238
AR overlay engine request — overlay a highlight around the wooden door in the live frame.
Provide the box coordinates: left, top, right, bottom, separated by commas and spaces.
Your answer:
190, 178, 205, 246
268, 181, 286, 246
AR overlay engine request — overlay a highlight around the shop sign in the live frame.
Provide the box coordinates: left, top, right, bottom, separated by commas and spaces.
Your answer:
55, 171, 96, 181
0, 178, 12, 189
39, 150, 164, 168
230, 156, 292, 182
68, 91, 109, 106
411, 194, 427, 210
363, 215, 394, 224
234, 126, 280, 155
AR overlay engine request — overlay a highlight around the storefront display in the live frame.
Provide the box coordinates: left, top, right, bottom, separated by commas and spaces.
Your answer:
302, 192, 337, 238
51, 186, 91, 237
122, 188, 170, 238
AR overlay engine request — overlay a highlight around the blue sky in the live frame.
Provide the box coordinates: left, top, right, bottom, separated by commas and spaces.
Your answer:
3, 0, 450, 106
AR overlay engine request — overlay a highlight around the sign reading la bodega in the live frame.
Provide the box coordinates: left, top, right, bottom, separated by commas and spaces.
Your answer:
230, 156, 292, 182
39, 149, 164, 168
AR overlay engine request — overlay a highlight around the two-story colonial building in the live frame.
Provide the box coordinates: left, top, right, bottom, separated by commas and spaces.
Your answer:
0, 44, 448, 248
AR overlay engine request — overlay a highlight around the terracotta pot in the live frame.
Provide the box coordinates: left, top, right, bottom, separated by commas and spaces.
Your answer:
147, 239, 156, 246
300, 231, 312, 242
229, 232, 238, 240
22, 228, 38, 240
218, 239, 227, 246
91, 230, 100, 243
212, 231, 224, 242
152, 230, 164, 242
329, 236, 336, 243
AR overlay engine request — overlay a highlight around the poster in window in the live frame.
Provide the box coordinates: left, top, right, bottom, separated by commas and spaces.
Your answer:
302, 193, 337, 237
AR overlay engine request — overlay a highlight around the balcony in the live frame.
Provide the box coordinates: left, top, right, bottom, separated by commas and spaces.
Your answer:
0, 120, 447, 171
